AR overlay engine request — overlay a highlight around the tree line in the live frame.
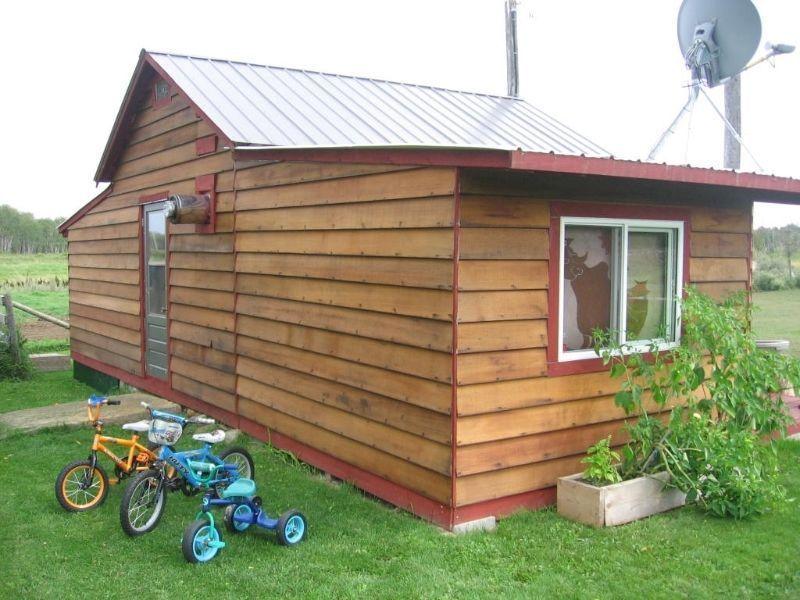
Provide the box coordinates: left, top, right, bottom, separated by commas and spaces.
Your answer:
753, 224, 800, 291
0, 204, 66, 254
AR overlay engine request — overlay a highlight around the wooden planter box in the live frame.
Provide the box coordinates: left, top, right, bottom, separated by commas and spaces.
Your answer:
557, 471, 686, 527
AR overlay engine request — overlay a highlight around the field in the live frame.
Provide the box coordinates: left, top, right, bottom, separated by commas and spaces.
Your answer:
753, 289, 800, 357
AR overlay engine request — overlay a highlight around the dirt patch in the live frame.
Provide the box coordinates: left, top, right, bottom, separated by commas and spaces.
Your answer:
20, 320, 69, 341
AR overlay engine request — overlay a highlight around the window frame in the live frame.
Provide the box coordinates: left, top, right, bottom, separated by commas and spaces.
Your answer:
557, 216, 684, 362
547, 202, 691, 377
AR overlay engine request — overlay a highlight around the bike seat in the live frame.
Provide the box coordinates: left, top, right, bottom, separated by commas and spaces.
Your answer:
122, 420, 150, 432
221, 478, 256, 499
192, 430, 226, 444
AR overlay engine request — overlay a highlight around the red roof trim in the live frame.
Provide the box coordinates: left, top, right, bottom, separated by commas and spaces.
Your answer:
57, 185, 113, 236
233, 146, 800, 203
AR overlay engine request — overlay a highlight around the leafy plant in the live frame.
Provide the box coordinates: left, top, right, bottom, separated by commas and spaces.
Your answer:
0, 326, 34, 381
589, 287, 800, 518
581, 436, 622, 486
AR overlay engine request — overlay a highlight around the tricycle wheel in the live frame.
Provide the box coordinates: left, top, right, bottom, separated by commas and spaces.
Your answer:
276, 510, 307, 546
183, 519, 222, 563
55, 460, 108, 512
224, 503, 253, 533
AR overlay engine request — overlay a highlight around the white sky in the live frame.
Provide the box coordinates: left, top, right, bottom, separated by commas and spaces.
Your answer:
1, 0, 798, 226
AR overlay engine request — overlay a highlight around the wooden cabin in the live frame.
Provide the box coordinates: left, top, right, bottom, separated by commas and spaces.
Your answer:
59, 50, 800, 530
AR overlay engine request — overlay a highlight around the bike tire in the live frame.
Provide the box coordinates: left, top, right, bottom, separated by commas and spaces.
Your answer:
55, 459, 109, 512
218, 447, 255, 480
119, 468, 167, 536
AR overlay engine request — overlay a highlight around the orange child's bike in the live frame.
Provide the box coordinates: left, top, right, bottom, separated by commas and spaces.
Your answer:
55, 395, 160, 512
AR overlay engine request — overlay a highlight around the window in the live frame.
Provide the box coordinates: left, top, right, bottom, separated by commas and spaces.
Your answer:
558, 216, 684, 362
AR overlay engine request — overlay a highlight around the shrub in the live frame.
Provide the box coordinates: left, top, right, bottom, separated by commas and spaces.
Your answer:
0, 327, 34, 380
590, 288, 800, 518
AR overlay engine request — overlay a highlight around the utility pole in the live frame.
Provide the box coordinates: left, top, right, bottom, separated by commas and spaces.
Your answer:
505, 0, 519, 97
723, 75, 742, 169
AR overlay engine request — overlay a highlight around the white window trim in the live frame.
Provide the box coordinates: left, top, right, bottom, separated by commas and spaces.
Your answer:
557, 216, 684, 363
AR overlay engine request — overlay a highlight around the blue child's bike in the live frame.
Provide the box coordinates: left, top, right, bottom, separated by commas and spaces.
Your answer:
119, 402, 254, 536
182, 477, 307, 563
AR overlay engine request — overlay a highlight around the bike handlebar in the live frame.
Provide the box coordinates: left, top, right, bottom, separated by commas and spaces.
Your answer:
107, 399, 121, 406
189, 416, 215, 424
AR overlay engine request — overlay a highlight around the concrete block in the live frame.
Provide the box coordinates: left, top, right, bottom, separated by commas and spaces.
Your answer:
451, 516, 497, 534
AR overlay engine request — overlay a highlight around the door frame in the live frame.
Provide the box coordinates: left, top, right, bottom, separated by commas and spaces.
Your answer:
139, 191, 171, 384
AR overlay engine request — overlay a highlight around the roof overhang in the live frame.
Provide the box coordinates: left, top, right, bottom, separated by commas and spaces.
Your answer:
58, 185, 113, 236
233, 145, 800, 205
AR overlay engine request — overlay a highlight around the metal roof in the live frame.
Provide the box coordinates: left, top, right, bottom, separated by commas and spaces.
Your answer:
147, 51, 609, 157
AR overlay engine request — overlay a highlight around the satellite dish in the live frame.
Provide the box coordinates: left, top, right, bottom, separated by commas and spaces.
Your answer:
678, 0, 762, 87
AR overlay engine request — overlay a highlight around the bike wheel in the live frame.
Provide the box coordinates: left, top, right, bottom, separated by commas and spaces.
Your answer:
276, 510, 307, 546
182, 519, 223, 563
218, 447, 255, 479
119, 468, 167, 536
224, 503, 253, 533
55, 460, 109, 512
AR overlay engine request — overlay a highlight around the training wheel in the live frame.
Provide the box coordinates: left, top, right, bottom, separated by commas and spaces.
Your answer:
276, 510, 307, 546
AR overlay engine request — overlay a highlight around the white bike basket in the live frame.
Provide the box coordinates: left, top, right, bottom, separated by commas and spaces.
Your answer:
148, 419, 183, 445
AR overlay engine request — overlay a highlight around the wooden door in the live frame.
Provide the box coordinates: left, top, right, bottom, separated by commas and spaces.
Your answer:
144, 203, 168, 379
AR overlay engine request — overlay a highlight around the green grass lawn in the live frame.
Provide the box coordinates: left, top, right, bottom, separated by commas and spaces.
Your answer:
0, 252, 67, 285
0, 370, 117, 414
753, 289, 800, 357
1, 424, 798, 598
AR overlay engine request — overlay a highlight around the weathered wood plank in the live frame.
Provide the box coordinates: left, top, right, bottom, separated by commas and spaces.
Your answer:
170, 286, 235, 312
69, 254, 139, 270
235, 197, 454, 231
70, 327, 141, 361
235, 229, 454, 259
691, 206, 751, 233
236, 356, 450, 444
236, 295, 452, 352
121, 121, 215, 163
693, 281, 748, 300
234, 161, 413, 190
457, 320, 547, 353
70, 291, 140, 315
169, 269, 235, 291
69, 278, 138, 301
114, 141, 198, 180
237, 315, 451, 382
169, 321, 235, 353
457, 349, 547, 385
237, 336, 452, 413
70, 206, 139, 230
69, 266, 139, 285
127, 106, 199, 145
169, 304, 235, 332
690, 232, 750, 258
236, 253, 453, 289
169, 252, 234, 272
458, 290, 548, 322
68, 238, 139, 255
457, 260, 548, 291
460, 195, 549, 228
171, 339, 235, 374
112, 152, 230, 195
236, 274, 452, 321
67, 222, 140, 241
169, 233, 234, 253
69, 302, 141, 331
689, 257, 749, 282
459, 228, 549, 260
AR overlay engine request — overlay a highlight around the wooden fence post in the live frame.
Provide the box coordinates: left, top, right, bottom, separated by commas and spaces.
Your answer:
1, 293, 20, 364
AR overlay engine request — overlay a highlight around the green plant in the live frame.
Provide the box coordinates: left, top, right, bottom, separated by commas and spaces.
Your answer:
0, 326, 33, 380
581, 436, 622, 486
590, 287, 800, 518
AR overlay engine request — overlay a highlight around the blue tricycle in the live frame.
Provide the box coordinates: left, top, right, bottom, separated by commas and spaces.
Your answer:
182, 478, 307, 563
